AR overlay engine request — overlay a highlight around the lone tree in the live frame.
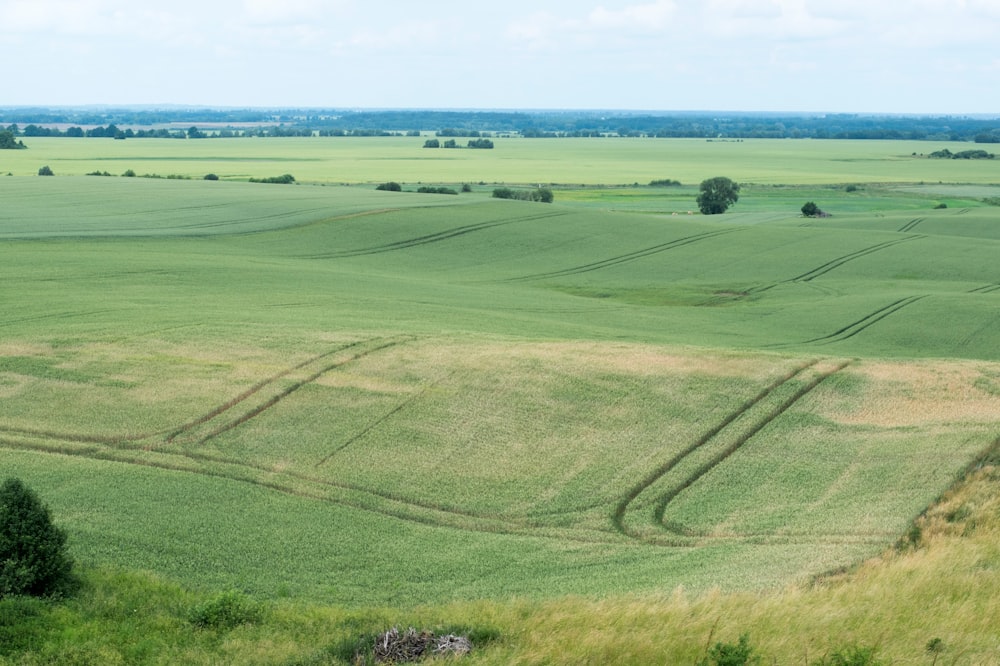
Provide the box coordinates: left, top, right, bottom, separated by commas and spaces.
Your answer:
0, 478, 75, 598
696, 176, 740, 215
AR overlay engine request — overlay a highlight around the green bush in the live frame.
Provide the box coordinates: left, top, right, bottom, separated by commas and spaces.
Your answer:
204, 173, 219, 181
375, 182, 402, 192
188, 590, 262, 630
0, 478, 75, 598
122, 169, 136, 177
37, 166, 54, 176
698, 634, 760, 666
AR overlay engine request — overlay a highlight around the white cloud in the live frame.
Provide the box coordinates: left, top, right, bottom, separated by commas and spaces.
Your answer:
241, 0, 336, 25
587, 1, 676, 31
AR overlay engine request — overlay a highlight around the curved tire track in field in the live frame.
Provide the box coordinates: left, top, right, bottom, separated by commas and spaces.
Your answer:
507, 228, 743, 282
0, 433, 624, 546
968, 283, 1000, 294
611, 360, 822, 539
650, 361, 851, 538
303, 210, 567, 259
751, 236, 925, 293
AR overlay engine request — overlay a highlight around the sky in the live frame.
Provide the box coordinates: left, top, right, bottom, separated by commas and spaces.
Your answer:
1, 0, 998, 113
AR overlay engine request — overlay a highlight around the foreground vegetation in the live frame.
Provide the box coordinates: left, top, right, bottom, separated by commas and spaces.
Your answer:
3, 460, 999, 664
1, 136, 998, 662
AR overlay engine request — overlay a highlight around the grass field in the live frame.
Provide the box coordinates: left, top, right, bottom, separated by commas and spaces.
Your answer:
1, 137, 999, 663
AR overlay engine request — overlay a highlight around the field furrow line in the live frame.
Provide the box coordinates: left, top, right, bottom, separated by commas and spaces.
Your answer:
968, 283, 1000, 294
611, 360, 821, 538
0, 435, 627, 546
304, 210, 567, 259
0, 425, 143, 446
508, 228, 742, 282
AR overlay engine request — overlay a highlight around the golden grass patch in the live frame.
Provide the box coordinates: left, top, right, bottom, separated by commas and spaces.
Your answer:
822, 359, 1000, 428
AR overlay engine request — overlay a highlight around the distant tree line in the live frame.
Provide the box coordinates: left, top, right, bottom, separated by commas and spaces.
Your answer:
928, 148, 995, 159
4, 110, 1000, 142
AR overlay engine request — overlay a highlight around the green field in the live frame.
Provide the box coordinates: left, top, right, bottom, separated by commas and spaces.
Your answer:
6, 135, 1000, 185
1, 137, 999, 662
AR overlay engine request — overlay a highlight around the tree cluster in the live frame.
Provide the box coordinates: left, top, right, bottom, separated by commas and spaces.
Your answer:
248, 174, 295, 184
416, 186, 458, 195
492, 187, 554, 203
0, 130, 25, 149
928, 148, 994, 159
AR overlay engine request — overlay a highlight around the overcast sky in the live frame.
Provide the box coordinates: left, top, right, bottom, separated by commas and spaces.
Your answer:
2, 0, 998, 113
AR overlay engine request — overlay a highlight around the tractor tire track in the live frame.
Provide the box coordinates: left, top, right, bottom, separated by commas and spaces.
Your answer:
0, 433, 624, 546
787, 236, 924, 282
968, 283, 1000, 294
303, 210, 567, 259
611, 360, 821, 538
751, 236, 924, 294
799, 296, 926, 345
179, 338, 410, 446
314, 370, 458, 467
651, 361, 851, 536
507, 228, 743, 282
898, 217, 925, 233
164, 340, 372, 444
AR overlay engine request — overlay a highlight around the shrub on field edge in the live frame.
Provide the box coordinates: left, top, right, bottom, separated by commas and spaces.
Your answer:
376, 181, 402, 191
0, 478, 75, 599
204, 173, 219, 181
188, 590, 263, 630
37, 166, 54, 176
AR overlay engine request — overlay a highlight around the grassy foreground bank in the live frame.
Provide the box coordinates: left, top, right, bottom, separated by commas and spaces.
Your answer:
3, 459, 999, 665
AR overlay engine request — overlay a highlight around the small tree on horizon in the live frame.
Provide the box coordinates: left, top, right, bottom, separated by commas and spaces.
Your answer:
0, 477, 75, 598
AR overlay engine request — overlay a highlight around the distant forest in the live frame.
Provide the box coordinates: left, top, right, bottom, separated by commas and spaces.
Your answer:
2, 107, 999, 142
